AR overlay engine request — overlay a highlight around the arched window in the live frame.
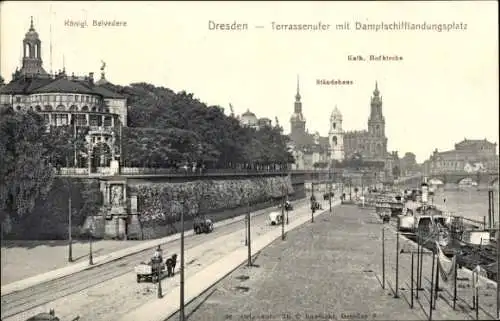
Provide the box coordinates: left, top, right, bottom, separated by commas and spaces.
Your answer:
69, 105, 77, 111
56, 105, 65, 111
332, 136, 337, 146
35, 105, 42, 112
16, 106, 22, 111
81, 106, 89, 111
91, 106, 97, 112
44, 105, 53, 111
25, 43, 30, 57
332, 123, 336, 130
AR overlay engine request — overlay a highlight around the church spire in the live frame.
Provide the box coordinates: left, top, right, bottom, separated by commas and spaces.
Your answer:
373, 81, 380, 97
30, 16, 34, 31
295, 74, 301, 101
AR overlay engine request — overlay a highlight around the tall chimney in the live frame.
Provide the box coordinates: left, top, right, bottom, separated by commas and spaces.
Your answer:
89, 72, 94, 85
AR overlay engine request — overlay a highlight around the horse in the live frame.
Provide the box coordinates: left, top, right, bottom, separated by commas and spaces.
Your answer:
166, 254, 178, 277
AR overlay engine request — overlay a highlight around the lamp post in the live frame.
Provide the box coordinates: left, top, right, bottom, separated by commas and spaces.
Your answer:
311, 182, 315, 223
68, 188, 73, 263
281, 185, 285, 240
241, 188, 252, 267
179, 196, 186, 321
88, 217, 94, 265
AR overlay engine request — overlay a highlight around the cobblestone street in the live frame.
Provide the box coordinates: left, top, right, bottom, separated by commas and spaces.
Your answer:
169, 205, 498, 321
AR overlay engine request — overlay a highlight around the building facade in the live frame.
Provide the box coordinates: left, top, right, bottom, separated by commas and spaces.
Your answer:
422, 138, 499, 175
289, 78, 395, 175
238, 109, 273, 130
0, 18, 128, 173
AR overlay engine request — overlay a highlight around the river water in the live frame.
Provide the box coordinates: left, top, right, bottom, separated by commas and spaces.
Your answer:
433, 186, 500, 224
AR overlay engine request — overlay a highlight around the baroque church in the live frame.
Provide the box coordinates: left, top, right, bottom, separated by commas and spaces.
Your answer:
288, 77, 397, 173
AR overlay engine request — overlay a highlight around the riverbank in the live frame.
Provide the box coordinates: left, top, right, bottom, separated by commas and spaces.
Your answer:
167, 205, 497, 321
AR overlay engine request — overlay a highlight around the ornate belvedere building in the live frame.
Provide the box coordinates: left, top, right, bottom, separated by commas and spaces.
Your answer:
0, 18, 128, 174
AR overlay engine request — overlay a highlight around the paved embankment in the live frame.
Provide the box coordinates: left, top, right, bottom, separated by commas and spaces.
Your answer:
119, 200, 339, 321
167, 205, 497, 321
1, 239, 149, 285
1, 199, 318, 321
1, 198, 308, 295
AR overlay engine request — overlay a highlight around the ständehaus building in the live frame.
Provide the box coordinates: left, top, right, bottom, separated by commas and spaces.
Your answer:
0, 18, 129, 173
289, 78, 395, 171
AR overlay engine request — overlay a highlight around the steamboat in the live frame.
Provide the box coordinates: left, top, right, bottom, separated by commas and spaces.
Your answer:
394, 180, 499, 281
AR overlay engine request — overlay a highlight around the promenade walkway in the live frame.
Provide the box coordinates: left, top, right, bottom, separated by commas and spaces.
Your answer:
1, 240, 148, 285
167, 205, 497, 321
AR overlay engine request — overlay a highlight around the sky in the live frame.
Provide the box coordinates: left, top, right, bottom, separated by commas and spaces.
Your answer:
1, 1, 498, 163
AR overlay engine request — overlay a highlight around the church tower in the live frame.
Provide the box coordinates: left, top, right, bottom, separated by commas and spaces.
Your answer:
290, 75, 306, 142
329, 105, 344, 161
19, 17, 47, 77
20, 17, 48, 77
368, 81, 385, 137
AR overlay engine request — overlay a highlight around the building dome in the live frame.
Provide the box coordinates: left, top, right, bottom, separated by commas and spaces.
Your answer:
290, 113, 304, 122
240, 109, 258, 126
242, 109, 256, 118
331, 105, 342, 119
24, 17, 39, 40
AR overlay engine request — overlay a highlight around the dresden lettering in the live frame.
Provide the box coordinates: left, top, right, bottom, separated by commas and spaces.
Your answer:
208, 20, 248, 31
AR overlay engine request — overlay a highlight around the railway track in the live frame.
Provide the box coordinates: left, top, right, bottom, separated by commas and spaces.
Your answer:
0, 201, 291, 320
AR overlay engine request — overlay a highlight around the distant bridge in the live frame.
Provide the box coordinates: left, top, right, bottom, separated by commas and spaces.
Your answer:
426, 171, 499, 186
394, 174, 423, 186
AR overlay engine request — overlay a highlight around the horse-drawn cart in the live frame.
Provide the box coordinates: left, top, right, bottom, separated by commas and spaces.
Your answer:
135, 259, 165, 283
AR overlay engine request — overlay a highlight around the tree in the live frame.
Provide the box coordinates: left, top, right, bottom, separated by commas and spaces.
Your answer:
0, 75, 4, 87
0, 108, 55, 228
112, 82, 293, 169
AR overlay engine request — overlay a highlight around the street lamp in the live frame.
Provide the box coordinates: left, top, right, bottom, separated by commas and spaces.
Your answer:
241, 187, 252, 266
179, 195, 186, 321
281, 185, 285, 240
286, 186, 289, 225
68, 185, 73, 263
310, 182, 315, 223
88, 217, 94, 265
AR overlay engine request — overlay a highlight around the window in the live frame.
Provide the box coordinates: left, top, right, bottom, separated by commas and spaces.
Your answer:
75, 114, 87, 126
16, 97, 21, 103
103, 116, 112, 127
89, 114, 101, 126
35, 105, 42, 111
54, 114, 68, 126
86, 96, 89, 102
16, 106, 22, 111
